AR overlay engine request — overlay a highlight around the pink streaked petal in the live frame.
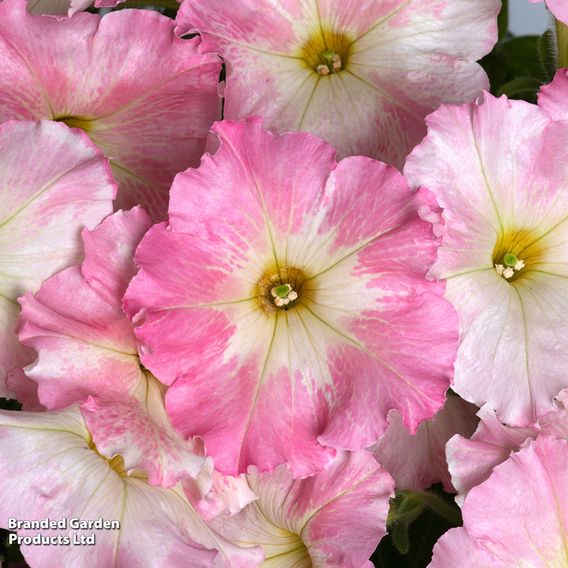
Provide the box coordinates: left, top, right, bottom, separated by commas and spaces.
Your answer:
539, 68, 568, 120
17, 208, 150, 409
430, 436, 568, 568
211, 450, 394, 568
371, 396, 478, 492
0, 407, 219, 567
0, 0, 221, 220
81, 374, 209, 488
18, 267, 141, 409
177, 0, 497, 166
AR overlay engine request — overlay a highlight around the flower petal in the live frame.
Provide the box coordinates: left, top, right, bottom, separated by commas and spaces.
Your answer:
0, 0, 221, 220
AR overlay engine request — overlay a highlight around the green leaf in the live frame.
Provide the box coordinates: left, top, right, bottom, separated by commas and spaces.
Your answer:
497, 77, 542, 101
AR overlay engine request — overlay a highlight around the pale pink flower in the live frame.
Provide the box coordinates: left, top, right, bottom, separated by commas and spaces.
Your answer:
405, 92, 568, 427
0, 120, 114, 399
124, 118, 458, 476
210, 450, 394, 567
176, 0, 499, 167
0, 406, 263, 567
539, 68, 568, 119
429, 436, 568, 568
447, 389, 568, 503
370, 395, 478, 492
0, 0, 221, 220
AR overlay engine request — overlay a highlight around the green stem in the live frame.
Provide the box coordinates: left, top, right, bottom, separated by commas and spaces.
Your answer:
417, 491, 461, 526
556, 19, 568, 69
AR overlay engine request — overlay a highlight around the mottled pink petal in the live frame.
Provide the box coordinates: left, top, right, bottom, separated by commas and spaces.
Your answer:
0, 120, 114, 397
0, 407, 262, 567
211, 450, 394, 567
405, 92, 568, 426
429, 436, 568, 568
81, 374, 208, 488
17, 208, 211, 489
177, 0, 498, 166
371, 395, 478, 492
539, 68, 568, 120
124, 119, 458, 476
0, 0, 221, 220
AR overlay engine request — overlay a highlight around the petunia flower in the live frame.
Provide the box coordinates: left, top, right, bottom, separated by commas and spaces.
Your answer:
176, 0, 499, 167
124, 118, 458, 477
447, 389, 568, 503
0, 406, 264, 567
13, 207, 216, 489
0, 0, 221, 220
210, 450, 394, 567
429, 436, 568, 568
404, 92, 568, 427
370, 395, 478, 492
0, 120, 114, 399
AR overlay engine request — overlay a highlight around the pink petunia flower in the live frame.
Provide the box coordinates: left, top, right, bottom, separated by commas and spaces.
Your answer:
405, 92, 568, 427
209, 450, 394, 567
370, 395, 478, 492
447, 389, 568, 503
124, 118, 459, 477
0, 120, 114, 399
0, 406, 263, 567
429, 436, 568, 568
176, 0, 499, 167
0, 0, 221, 220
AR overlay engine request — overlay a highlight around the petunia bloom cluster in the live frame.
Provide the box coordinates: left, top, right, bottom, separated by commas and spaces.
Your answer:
1, 1, 568, 567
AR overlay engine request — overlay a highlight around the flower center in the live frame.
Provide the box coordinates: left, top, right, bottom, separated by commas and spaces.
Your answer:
88, 436, 128, 477
54, 115, 94, 133
299, 29, 352, 75
492, 228, 545, 283
258, 267, 305, 313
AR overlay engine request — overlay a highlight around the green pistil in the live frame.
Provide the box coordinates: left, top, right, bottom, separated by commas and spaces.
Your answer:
503, 253, 518, 267
274, 284, 292, 298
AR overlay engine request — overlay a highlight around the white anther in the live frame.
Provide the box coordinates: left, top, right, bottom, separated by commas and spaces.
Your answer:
503, 267, 514, 279
514, 259, 525, 271
288, 291, 298, 301
316, 64, 330, 75
331, 53, 341, 71
495, 264, 504, 276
